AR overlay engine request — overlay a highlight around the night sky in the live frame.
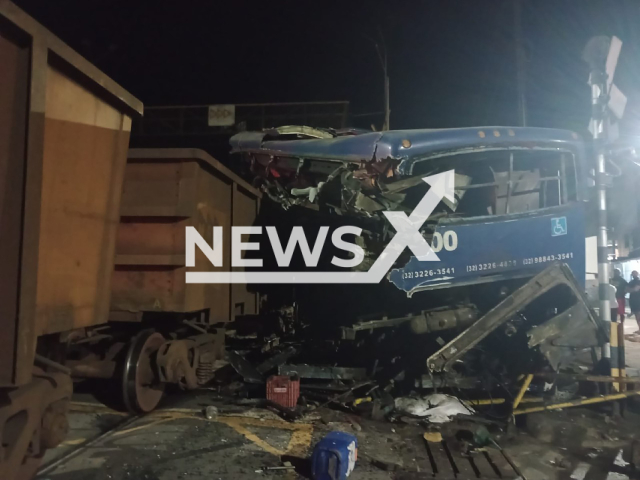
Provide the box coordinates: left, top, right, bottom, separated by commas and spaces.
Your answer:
14, 0, 640, 136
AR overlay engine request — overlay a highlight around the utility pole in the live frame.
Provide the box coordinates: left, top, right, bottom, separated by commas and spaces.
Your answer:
514, 0, 527, 126
383, 52, 390, 131
364, 29, 390, 130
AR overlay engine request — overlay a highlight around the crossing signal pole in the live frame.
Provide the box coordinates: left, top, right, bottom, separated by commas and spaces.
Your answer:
583, 35, 626, 380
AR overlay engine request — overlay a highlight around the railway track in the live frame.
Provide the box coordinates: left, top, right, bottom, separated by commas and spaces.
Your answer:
36, 401, 192, 476
37, 411, 141, 477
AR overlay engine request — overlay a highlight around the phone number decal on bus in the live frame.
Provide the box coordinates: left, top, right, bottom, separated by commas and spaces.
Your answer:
401, 268, 455, 280
466, 260, 518, 272
400, 253, 575, 281
523, 252, 574, 265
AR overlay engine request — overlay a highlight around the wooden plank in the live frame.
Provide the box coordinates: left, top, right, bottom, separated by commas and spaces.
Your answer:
423, 439, 455, 477
484, 447, 518, 479
468, 450, 504, 479
447, 450, 480, 479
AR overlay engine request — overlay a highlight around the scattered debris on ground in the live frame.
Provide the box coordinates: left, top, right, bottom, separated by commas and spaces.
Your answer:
394, 394, 474, 423
130, 262, 639, 479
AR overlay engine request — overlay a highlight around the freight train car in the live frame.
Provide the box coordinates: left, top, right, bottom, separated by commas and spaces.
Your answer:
0, 4, 260, 477
0, 2, 141, 477
66, 148, 260, 413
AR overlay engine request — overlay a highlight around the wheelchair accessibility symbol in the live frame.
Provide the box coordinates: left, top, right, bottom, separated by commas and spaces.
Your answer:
551, 217, 567, 237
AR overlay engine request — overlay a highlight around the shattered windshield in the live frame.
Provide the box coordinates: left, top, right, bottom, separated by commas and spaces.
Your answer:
403, 149, 578, 219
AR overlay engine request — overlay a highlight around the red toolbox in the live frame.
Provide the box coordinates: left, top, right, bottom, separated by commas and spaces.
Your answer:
266, 375, 300, 409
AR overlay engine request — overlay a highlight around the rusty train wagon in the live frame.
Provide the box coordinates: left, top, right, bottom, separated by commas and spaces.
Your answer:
0, 3, 260, 477
44, 149, 261, 416
0, 1, 141, 477
96, 148, 260, 413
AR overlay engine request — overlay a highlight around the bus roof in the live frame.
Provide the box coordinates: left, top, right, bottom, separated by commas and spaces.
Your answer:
230, 126, 585, 175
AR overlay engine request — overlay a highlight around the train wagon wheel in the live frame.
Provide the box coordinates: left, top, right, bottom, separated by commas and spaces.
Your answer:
122, 330, 166, 413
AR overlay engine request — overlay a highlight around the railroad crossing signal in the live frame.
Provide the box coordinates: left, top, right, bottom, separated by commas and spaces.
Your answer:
583, 35, 626, 383
585, 36, 626, 138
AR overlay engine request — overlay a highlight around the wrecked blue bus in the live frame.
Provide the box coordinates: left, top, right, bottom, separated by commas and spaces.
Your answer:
231, 125, 593, 295
230, 125, 603, 385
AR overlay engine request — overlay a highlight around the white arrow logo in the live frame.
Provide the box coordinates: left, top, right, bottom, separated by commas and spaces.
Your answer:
186, 170, 454, 284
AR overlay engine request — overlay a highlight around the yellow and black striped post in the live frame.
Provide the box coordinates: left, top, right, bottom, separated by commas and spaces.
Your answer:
610, 322, 627, 392
618, 322, 626, 392
611, 322, 620, 391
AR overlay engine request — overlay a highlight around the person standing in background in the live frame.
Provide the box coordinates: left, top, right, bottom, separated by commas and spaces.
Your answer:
611, 268, 628, 322
628, 270, 640, 332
